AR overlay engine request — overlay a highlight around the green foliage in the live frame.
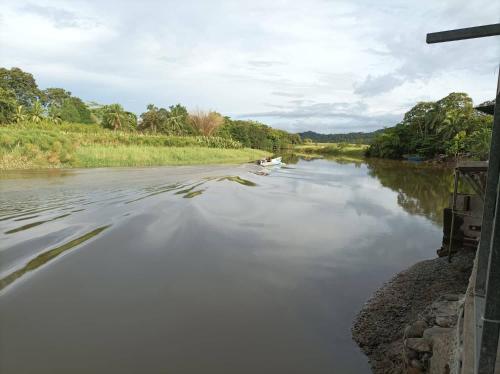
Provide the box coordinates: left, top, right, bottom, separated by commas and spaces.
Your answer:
216, 119, 301, 151
367, 93, 493, 160
44, 87, 93, 124
0, 121, 262, 169
0, 86, 18, 123
13, 105, 26, 123
299, 130, 383, 144
0, 67, 43, 108
73, 145, 268, 168
139, 103, 194, 135
101, 104, 137, 131
29, 100, 45, 123
0, 126, 75, 169
296, 143, 368, 158
0, 66, 301, 155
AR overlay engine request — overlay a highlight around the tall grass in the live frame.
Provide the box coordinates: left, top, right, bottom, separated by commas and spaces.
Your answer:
74, 145, 269, 167
0, 122, 269, 169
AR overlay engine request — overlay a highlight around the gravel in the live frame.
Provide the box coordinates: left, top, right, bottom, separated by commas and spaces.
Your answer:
352, 249, 475, 373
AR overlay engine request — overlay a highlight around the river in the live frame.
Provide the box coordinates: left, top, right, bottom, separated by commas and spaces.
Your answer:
0, 157, 452, 373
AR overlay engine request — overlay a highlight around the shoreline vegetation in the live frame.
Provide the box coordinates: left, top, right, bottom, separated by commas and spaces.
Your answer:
0, 122, 270, 169
293, 142, 368, 159
1, 68, 492, 170
365, 93, 493, 161
0, 67, 296, 170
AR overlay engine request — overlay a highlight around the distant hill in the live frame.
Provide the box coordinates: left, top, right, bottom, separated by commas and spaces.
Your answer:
298, 129, 384, 144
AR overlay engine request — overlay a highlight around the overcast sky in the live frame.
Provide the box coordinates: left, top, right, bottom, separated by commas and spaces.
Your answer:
1, 0, 499, 134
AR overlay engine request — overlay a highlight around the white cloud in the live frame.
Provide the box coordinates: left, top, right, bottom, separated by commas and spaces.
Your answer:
0, 0, 498, 133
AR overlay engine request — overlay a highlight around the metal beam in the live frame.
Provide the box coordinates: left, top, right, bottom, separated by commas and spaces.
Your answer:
476, 70, 500, 297
477, 71, 500, 374
426, 23, 500, 44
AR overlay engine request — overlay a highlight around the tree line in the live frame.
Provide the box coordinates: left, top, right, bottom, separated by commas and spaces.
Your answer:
0, 67, 301, 151
366, 93, 493, 160
298, 130, 384, 144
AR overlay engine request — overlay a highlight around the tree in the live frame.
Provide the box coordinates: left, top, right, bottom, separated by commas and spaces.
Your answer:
165, 104, 191, 135
139, 103, 194, 135
44, 88, 93, 124
367, 92, 493, 160
102, 104, 136, 131
188, 110, 224, 136
43, 88, 72, 108
30, 100, 45, 123
140, 104, 163, 133
0, 67, 43, 108
13, 105, 26, 123
0, 86, 18, 123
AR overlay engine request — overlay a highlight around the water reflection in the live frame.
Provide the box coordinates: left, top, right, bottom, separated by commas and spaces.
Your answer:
364, 158, 452, 225
0, 161, 451, 374
0, 225, 110, 290
283, 152, 452, 225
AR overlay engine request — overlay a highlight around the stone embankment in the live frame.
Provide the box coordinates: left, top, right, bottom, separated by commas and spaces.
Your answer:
352, 250, 475, 373
403, 294, 463, 373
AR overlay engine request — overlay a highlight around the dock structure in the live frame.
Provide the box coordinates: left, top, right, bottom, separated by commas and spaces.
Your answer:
426, 23, 500, 374
445, 161, 488, 261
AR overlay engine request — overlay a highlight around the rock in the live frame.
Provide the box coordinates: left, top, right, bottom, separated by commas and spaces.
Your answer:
407, 367, 424, 374
405, 320, 428, 338
406, 338, 432, 352
443, 294, 461, 301
410, 359, 424, 370
427, 327, 454, 374
431, 300, 458, 317
423, 326, 452, 344
435, 315, 455, 328
406, 348, 419, 361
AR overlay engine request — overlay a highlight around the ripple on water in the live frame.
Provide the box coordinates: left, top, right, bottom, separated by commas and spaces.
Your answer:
0, 225, 111, 291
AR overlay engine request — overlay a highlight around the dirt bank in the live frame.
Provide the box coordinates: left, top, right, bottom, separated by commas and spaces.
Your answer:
352, 249, 475, 373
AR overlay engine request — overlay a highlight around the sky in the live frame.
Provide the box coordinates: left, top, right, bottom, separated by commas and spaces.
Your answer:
0, 0, 499, 134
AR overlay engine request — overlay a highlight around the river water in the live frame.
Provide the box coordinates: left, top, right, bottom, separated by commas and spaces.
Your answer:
0, 158, 451, 374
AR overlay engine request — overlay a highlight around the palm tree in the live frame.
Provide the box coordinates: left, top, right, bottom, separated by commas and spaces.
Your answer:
13, 105, 26, 123
30, 100, 44, 123
140, 104, 161, 133
103, 104, 124, 131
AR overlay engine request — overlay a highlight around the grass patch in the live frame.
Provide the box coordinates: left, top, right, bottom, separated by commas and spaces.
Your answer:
295, 143, 368, 158
74, 145, 269, 168
0, 122, 269, 169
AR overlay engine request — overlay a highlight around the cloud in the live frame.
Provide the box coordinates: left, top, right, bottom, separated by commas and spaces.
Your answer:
238, 101, 401, 133
248, 60, 284, 67
1, 0, 498, 134
354, 74, 404, 97
20, 4, 96, 29
271, 92, 304, 98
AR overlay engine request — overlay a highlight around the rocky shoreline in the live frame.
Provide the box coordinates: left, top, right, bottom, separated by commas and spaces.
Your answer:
352, 249, 475, 373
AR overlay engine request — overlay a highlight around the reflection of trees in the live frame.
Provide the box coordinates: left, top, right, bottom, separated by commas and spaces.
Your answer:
365, 158, 452, 225
280, 151, 301, 165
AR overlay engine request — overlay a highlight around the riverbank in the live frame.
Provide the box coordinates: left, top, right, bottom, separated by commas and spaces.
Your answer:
293, 143, 368, 158
352, 249, 475, 373
0, 123, 270, 169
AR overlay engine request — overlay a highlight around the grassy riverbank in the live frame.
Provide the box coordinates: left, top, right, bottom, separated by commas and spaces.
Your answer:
0, 122, 269, 169
294, 143, 368, 158
74, 146, 269, 168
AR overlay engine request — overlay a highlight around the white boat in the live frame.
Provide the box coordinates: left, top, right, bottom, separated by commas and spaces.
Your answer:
258, 157, 282, 166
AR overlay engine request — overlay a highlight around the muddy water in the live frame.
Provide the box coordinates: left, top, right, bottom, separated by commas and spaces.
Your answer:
0, 159, 451, 373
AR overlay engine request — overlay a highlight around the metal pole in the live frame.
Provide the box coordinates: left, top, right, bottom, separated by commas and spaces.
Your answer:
476, 70, 500, 296
478, 71, 500, 374
426, 23, 500, 44
449, 169, 459, 262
